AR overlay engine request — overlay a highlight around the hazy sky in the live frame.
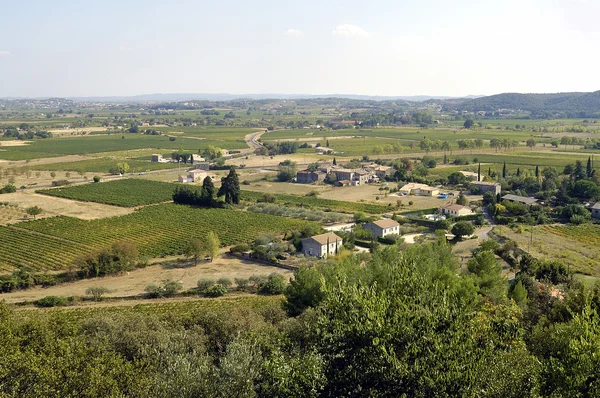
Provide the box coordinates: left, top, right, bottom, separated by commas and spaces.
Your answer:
1, 0, 599, 97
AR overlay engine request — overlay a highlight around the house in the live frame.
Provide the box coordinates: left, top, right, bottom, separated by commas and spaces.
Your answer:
315, 147, 334, 154
399, 183, 439, 196
353, 170, 370, 186
374, 166, 394, 179
179, 169, 209, 183
399, 183, 430, 195
334, 169, 355, 182
151, 154, 164, 163
363, 219, 400, 238
439, 203, 473, 217
470, 181, 501, 195
317, 162, 332, 173
190, 162, 210, 171
301, 232, 343, 258
296, 170, 326, 184
591, 203, 600, 219
501, 194, 538, 205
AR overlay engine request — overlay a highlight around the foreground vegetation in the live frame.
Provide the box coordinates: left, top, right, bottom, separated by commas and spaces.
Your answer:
2, 241, 600, 396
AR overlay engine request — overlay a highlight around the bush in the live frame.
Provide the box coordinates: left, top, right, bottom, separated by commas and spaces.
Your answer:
203, 284, 227, 297
0, 184, 17, 194
85, 286, 110, 301
144, 279, 182, 298
216, 277, 232, 288
51, 180, 71, 187
230, 243, 250, 254
197, 278, 215, 293
93, 176, 101, 183
259, 273, 286, 295
35, 296, 69, 307
234, 277, 249, 289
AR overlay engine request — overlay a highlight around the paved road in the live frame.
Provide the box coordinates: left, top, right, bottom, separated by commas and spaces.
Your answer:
477, 207, 495, 240
245, 130, 266, 150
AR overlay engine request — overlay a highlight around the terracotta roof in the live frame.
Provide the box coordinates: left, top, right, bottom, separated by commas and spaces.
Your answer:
371, 219, 400, 228
399, 183, 430, 191
302, 232, 343, 245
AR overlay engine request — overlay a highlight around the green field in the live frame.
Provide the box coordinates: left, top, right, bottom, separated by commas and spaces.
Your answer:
37, 179, 180, 207
0, 226, 91, 273
16, 204, 312, 263
0, 134, 247, 161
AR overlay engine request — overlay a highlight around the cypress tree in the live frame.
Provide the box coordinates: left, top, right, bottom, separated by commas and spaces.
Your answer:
218, 168, 240, 204
477, 163, 481, 181
516, 167, 521, 177
535, 165, 539, 178
587, 156, 592, 177
333, 157, 337, 166
502, 162, 507, 179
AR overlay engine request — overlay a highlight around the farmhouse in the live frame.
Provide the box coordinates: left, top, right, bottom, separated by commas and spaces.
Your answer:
374, 166, 394, 178
399, 183, 439, 196
439, 203, 473, 217
353, 170, 370, 186
363, 218, 400, 238
296, 170, 326, 184
151, 154, 166, 163
591, 203, 600, 219
179, 169, 208, 183
315, 147, 334, 154
334, 169, 355, 182
501, 194, 538, 205
470, 181, 501, 195
189, 162, 210, 171
301, 232, 343, 258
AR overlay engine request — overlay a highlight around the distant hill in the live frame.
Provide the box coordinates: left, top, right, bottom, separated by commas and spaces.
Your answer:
63, 93, 483, 103
443, 91, 600, 116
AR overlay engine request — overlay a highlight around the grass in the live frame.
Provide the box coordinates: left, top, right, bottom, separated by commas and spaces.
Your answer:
240, 190, 392, 214
37, 179, 180, 207
494, 224, 600, 277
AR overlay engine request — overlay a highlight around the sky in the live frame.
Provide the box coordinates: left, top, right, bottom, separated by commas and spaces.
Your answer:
0, 0, 599, 98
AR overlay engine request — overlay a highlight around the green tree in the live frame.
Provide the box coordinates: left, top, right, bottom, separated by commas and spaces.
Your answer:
526, 138, 536, 150
464, 119, 474, 129
218, 168, 240, 204
85, 286, 111, 301
502, 161, 507, 179
25, 206, 42, 219
451, 221, 474, 240
277, 160, 297, 182
206, 231, 220, 262
185, 238, 204, 266
200, 176, 215, 206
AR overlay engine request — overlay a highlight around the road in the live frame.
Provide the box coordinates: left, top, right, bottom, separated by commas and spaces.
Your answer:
477, 207, 495, 240
245, 130, 266, 150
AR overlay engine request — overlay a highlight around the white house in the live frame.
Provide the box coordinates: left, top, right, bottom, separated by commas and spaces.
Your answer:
363, 219, 400, 238
439, 204, 473, 217
399, 183, 439, 196
301, 232, 343, 258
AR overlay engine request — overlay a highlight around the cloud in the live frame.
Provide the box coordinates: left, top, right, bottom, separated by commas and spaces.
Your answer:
285, 29, 304, 37
332, 24, 371, 38
0, 51, 10, 56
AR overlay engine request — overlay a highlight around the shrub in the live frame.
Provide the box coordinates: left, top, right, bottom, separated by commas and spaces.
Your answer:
162, 280, 183, 296
197, 278, 215, 293
230, 243, 250, 254
216, 277, 232, 288
234, 277, 249, 289
85, 286, 110, 301
203, 284, 227, 297
259, 273, 286, 295
35, 296, 69, 307
93, 176, 101, 183
144, 284, 163, 298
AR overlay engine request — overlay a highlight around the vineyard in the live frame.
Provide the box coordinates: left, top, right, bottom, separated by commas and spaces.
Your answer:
16, 203, 312, 261
38, 179, 179, 207
241, 190, 391, 214
0, 226, 90, 273
30, 158, 180, 173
